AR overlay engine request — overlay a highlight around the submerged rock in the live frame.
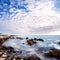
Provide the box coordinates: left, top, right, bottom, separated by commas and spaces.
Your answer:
27, 39, 36, 46
44, 48, 60, 59
16, 37, 24, 40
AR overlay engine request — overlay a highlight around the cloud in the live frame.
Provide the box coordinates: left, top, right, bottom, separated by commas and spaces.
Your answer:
0, 0, 60, 34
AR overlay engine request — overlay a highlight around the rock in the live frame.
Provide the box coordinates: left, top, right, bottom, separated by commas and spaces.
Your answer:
6, 56, 13, 60
2, 46, 14, 51
27, 39, 36, 46
58, 42, 60, 44
24, 55, 41, 60
37, 38, 44, 42
34, 38, 44, 42
0, 45, 3, 50
34, 38, 37, 40
0, 37, 9, 44
26, 37, 29, 40
44, 48, 60, 59
15, 57, 21, 60
1, 46, 16, 55
16, 37, 24, 40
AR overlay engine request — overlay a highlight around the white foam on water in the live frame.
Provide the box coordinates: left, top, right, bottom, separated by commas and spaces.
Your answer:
2, 38, 36, 55
2, 38, 60, 60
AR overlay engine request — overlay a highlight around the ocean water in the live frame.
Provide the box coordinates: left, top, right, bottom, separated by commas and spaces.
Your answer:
18, 35, 60, 40
2, 35, 60, 60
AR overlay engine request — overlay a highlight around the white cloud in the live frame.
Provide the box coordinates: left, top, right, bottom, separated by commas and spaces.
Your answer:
0, 0, 60, 35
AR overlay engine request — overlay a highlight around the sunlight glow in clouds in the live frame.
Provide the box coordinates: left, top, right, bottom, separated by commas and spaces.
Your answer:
0, 0, 60, 34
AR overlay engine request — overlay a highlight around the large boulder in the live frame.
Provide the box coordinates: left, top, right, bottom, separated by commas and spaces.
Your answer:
44, 48, 60, 59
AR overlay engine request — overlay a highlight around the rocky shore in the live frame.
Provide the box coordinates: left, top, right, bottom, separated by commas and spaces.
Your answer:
0, 34, 60, 60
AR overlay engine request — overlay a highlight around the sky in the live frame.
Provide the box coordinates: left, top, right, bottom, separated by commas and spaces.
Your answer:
0, 0, 60, 35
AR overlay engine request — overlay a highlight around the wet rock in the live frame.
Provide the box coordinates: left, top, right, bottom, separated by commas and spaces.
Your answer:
27, 39, 36, 46
15, 57, 21, 60
37, 38, 44, 42
58, 42, 60, 44
34, 38, 44, 42
34, 38, 37, 40
24, 55, 41, 60
44, 48, 60, 59
26, 37, 29, 40
2, 46, 14, 51
0, 37, 9, 44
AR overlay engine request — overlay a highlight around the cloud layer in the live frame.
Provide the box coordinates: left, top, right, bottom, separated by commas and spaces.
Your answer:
0, 0, 60, 34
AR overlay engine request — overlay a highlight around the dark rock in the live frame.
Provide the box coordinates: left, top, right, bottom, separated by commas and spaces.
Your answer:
58, 42, 60, 44
27, 39, 36, 46
15, 57, 21, 60
0, 38, 9, 44
26, 37, 29, 40
37, 38, 44, 42
44, 48, 60, 59
24, 55, 41, 60
34, 38, 37, 40
1, 46, 15, 55
2, 46, 14, 51
14, 55, 41, 60
34, 38, 44, 42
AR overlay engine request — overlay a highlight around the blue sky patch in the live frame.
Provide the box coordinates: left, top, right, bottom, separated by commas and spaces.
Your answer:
0, 0, 29, 18
54, 0, 60, 12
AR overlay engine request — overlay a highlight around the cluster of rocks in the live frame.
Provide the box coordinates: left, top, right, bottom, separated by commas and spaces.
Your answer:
27, 38, 44, 46
44, 48, 60, 59
0, 34, 41, 60
0, 34, 60, 60
0, 45, 41, 60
